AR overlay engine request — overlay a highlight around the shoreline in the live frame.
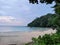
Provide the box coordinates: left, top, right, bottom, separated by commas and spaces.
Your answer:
0, 29, 56, 45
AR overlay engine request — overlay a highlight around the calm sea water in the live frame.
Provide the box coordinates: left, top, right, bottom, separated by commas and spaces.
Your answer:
0, 26, 50, 32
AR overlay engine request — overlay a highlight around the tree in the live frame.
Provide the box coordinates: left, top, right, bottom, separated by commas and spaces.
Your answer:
29, 0, 60, 33
25, 1, 60, 45
29, 0, 60, 4
29, 0, 60, 16
28, 14, 57, 27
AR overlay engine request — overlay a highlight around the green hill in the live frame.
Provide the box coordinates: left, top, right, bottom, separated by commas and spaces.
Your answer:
28, 13, 57, 27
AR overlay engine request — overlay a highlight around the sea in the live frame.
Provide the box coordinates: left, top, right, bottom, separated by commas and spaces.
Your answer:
0, 26, 50, 32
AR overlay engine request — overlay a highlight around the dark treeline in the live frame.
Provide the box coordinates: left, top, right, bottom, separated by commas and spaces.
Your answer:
28, 13, 57, 27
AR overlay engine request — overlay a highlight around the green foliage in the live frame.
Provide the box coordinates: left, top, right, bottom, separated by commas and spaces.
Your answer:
29, 0, 60, 4
52, 16, 60, 26
27, 0, 60, 45
29, 0, 57, 4
28, 14, 57, 27
26, 33, 60, 45
28, 0, 60, 33
55, 6, 60, 15
25, 0, 60, 45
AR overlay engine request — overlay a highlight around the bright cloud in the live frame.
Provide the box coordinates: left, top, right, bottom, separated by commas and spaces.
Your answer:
0, 16, 15, 23
0, 16, 24, 26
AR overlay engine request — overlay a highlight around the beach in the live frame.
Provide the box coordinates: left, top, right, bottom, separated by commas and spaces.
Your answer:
0, 29, 56, 45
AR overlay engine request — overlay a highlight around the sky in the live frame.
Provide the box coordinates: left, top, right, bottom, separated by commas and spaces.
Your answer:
0, 0, 55, 26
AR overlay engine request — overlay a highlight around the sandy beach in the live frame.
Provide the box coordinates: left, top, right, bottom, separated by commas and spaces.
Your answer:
0, 29, 56, 45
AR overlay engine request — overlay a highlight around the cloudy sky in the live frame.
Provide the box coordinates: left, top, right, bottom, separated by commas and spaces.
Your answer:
0, 0, 55, 26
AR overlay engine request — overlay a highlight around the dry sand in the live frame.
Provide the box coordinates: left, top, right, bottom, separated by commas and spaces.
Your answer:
0, 29, 56, 45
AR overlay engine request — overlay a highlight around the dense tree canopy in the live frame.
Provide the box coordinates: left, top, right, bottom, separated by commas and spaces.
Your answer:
28, 14, 57, 27
29, 0, 60, 4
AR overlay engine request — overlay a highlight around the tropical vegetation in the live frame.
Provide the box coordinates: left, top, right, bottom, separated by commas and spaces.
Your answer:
25, 33, 60, 45
26, 0, 60, 45
28, 14, 57, 27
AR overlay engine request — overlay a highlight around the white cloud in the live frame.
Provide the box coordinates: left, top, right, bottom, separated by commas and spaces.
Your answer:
0, 16, 15, 23
0, 16, 25, 26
